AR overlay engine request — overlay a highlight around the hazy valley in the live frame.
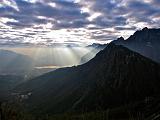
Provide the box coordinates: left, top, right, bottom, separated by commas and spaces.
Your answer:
0, 28, 160, 120
0, 0, 160, 119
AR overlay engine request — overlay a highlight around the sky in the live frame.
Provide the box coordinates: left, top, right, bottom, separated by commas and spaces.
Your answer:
0, 0, 160, 47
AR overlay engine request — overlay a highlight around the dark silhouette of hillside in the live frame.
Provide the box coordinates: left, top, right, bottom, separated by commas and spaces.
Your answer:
15, 43, 160, 115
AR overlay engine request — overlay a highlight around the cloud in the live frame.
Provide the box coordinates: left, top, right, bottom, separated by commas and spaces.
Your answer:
0, 0, 160, 47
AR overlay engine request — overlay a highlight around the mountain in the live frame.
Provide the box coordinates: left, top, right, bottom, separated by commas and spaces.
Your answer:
0, 49, 34, 75
80, 43, 107, 64
86, 43, 107, 48
112, 27, 160, 63
14, 43, 160, 114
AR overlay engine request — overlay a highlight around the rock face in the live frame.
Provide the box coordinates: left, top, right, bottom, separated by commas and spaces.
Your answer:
112, 28, 160, 63
15, 43, 160, 114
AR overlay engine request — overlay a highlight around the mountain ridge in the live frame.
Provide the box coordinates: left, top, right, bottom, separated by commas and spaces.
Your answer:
80, 43, 107, 64
112, 27, 160, 62
14, 43, 160, 114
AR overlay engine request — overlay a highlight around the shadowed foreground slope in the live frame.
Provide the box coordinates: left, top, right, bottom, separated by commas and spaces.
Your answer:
15, 43, 160, 115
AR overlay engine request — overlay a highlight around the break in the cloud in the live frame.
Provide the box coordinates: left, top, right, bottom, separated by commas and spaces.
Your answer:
0, 0, 160, 46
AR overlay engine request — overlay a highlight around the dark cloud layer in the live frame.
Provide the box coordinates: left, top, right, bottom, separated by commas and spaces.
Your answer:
0, 0, 160, 46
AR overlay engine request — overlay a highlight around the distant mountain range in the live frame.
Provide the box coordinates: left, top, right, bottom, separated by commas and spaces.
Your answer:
0, 49, 34, 75
80, 43, 107, 64
81, 28, 160, 65
112, 27, 160, 63
86, 43, 107, 48
15, 43, 160, 114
